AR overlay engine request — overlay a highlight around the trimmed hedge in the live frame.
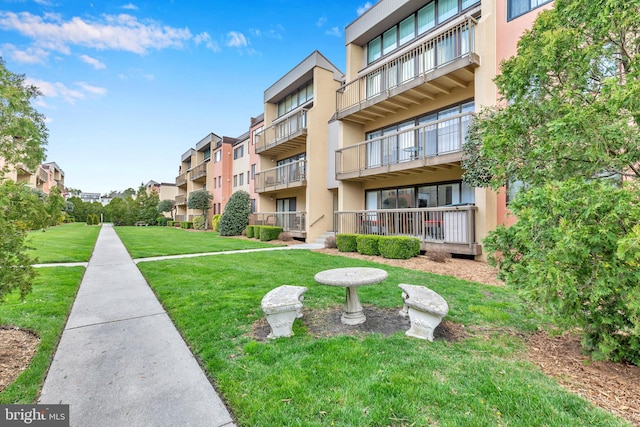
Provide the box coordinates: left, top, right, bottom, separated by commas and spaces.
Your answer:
259, 226, 283, 241
246, 225, 255, 238
356, 235, 381, 256
157, 217, 169, 226
336, 234, 358, 252
193, 216, 205, 230
252, 226, 261, 239
167, 220, 174, 227
180, 221, 193, 229
378, 236, 420, 259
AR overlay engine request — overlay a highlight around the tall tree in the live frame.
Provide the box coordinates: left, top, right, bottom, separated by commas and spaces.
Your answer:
462, 0, 640, 365
0, 58, 47, 172
219, 190, 250, 236
187, 189, 213, 228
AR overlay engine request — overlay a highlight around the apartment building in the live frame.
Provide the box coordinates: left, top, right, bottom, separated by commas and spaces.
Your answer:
0, 158, 65, 195
231, 132, 251, 200
248, 115, 264, 214
252, 51, 343, 242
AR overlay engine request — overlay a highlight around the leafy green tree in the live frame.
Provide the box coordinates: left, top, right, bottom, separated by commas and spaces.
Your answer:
219, 190, 250, 236
463, 0, 640, 364
157, 199, 175, 220
104, 197, 127, 225
0, 58, 47, 172
187, 189, 213, 228
135, 185, 160, 225
45, 186, 66, 226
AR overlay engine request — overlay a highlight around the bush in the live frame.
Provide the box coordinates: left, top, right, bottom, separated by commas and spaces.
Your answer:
252, 226, 261, 239
378, 236, 420, 259
246, 225, 255, 238
325, 235, 337, 248
356, 235, 380, 256
212, 214, 221, 232
192, 216, 206, 230
336, 234, 358, 252
167, 220, 174, 227
259, 226, 283, 241
86, 214, 100, 226
219, 191, 251, 236
157, 217, 169, 227
180, 221, 193, 229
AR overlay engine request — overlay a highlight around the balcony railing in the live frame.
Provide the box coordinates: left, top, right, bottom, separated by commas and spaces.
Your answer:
190, 162, 207, 181
255, 109, 308, 154
336, 112, 472, 176
175, 214, 187, 223
337, 17, 477, 115
334, 206, 476, 247
250, 211, 306, 233
255, 160, 307, 193
176, 172, 188, 186
36, 167, 49, 183
175, 194, 187, 205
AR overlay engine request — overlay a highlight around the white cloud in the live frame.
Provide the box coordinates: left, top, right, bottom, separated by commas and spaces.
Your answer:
1, 43, 49, 64
316, 16, 327, 27
325, 26, 341, 37
25, 77, 107, 104
0, 11, 192, 55
79, 54, 106, 69
226, 31, 247, 48
357, 2, 373, 16
194, 32, 220, 52
121, 3, 138, 10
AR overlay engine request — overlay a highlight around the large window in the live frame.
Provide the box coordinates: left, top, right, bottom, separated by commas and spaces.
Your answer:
366, 0, 479, 65
366, 181, 474, 210
233, 145, 244, 159
507, 0, 552, 21
276, 81, 313, 118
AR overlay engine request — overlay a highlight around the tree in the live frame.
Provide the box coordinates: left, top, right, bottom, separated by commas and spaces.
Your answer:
157, 199, 175, 220
462, 0, 640, 364
135, 185, 159, 225
45, 186, 66, 226
0, 58, 47, 172
219, 190, 250, 236
187, 189, 213, 228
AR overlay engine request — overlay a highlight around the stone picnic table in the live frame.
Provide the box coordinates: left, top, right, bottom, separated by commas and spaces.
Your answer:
314, 267, 388, 325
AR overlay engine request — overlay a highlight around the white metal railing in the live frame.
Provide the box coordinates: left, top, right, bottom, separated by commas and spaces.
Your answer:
250, 211, 307, 233
336, 111, 472, 174
255, 160, 307, 192
333, 206, 476, 246
337, 17, 476, 113
255, 109, 308, 153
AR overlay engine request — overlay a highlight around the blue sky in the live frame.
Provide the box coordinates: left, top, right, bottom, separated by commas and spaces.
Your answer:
0, 0, 374, 194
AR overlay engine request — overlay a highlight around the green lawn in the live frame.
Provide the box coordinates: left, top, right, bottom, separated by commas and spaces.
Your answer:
0, 267, 85, 403
114, 226, 284, 258
26, 222, 101, 263
137, 250, 629, 426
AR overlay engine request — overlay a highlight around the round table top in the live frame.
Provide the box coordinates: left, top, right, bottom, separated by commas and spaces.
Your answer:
314, 267, 388, 287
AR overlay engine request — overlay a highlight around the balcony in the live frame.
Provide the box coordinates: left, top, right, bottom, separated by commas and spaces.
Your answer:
336, 111, 472, 180
190, 162, 207, 183
250, 211, 306, 238
36, 167, 49, 184
333, 206, 481, 255
255, 160, 307, 193
176, 172, 188, 187
175, 194, 187, 206
255, 109, 308, 155
337, 17, 478, 124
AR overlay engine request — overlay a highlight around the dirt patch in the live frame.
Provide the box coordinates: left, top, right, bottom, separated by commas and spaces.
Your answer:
0, 327, 39, 392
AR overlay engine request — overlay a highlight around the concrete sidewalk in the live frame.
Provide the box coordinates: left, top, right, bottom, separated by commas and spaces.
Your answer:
39, 224, 236, 427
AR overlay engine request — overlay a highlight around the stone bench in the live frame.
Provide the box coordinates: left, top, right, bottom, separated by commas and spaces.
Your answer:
134, 221, 149, 226
261, 285, 307, 339
398, 284, 448, 341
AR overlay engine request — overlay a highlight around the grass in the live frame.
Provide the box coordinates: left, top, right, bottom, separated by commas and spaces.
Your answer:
26, 222, 101, 263
113, 226, 285, 258
0, 267, 85, 404
135, 250, 630, 426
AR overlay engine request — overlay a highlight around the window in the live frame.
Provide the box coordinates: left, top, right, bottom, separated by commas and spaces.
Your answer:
203, 148, 211, 160
239, 173, 244, 186
399, 16, 415, 45
417, 3, 436, 35
246, 171, 250, 184
233, 175, 237, 187
438, 0, 458, 22
251, 164, 256, 179
508, 0, 552, 21
233, 145, 244, 159
276, 81, 314, 118
214, 150, 221, 162
382, 27, 398, 55
368, 36, 382, 63
366, 181, 474, 210
250, 199, 256, 213
506, 179, 529, 204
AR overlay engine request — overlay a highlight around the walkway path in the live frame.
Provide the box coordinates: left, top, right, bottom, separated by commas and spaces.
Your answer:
39, 224, 237, 427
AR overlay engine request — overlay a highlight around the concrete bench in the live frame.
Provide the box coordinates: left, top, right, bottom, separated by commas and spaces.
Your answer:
134, 221, 149, 226
398, 284, 448, 341
261, 285, 307, 339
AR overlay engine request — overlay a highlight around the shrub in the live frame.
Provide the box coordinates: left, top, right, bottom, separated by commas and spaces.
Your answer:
378, 236, 420, 259
325, 235, 337, 248
157, 216, 169, 227
252, 226, 261, 239
245, 225, 254, 238
219, 191, 250, 236
192, 216, 206, 230
180, 221, 193, 229
336, 234, 358, 252
167, 220, 174, 227
212, 214, 221, 232
259, 226, 283, 241
356, 235, 380, 256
